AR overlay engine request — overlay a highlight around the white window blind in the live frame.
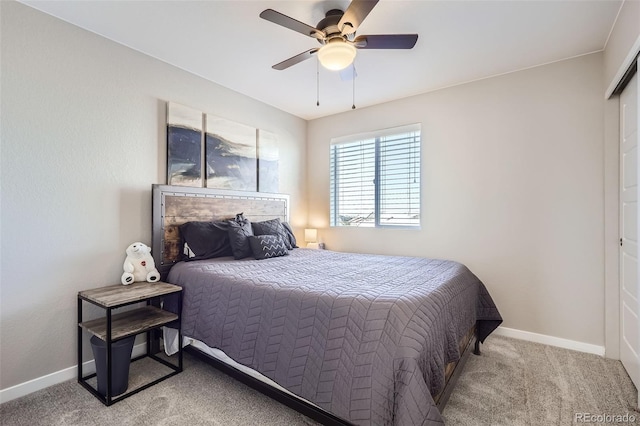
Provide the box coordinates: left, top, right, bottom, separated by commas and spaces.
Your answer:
330, 124, 421, 228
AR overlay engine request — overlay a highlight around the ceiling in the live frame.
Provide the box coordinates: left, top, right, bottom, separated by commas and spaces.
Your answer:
20, 0, 623, 120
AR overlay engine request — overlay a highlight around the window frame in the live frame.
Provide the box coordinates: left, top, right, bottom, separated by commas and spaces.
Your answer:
330, 123, 421, 229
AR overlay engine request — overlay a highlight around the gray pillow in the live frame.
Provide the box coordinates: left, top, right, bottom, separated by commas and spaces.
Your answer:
249, 235, 289, 260
228, 216, 253, 259
282, 221, 298, 249
251, 218, 293, 250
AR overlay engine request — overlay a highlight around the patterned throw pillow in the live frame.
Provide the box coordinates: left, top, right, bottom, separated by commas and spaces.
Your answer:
252, 218, 293, 250
249, 235, 289, 260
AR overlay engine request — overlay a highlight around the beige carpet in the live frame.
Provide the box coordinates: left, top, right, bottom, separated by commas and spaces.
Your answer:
0, 336, 637, 425
442, 336, 638, 425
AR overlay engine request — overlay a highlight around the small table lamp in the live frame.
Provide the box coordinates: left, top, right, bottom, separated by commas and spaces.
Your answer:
305, 228, 320, 249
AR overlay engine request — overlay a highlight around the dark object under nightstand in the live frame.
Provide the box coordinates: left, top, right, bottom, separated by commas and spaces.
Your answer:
77, 281, 182, 405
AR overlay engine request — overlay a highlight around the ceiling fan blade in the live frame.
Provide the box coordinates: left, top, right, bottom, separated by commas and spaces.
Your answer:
272, 48, 319, 70
354, 34, 418, 49
260, 9, 324, 39
338, 0, 379, 35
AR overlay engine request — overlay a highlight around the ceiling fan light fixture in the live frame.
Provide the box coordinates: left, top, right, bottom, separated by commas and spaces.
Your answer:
317, 41, 357, 71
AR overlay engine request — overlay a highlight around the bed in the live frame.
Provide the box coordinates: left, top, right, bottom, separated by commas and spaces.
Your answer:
152, 184, 502, 425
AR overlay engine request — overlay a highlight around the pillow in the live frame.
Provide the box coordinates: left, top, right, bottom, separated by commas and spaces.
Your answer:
249, 235, 289, 260
251, 218, 293, 250
282, 221, 298, 249
227, 215, 253, 259
179, 221, 233, 261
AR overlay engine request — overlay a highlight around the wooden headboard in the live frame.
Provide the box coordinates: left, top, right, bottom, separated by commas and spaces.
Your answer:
151, 184, 290, 279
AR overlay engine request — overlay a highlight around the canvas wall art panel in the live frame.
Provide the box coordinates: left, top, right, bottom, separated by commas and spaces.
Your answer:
205, 114, 257, 191
258, 130, 279, 193
167, 102, 203, 187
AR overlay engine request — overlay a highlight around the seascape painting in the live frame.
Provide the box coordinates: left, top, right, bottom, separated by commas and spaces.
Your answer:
167, 102, 203, 187
205, 114, 257, 191
257, 130, 279, 193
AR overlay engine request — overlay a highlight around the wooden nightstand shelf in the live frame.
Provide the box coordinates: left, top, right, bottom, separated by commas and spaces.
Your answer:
77, 281, 182, 405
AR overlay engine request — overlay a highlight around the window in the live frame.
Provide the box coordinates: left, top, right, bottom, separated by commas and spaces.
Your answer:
330, 124, 421, 228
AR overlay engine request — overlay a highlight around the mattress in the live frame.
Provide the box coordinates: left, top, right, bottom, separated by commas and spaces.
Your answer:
165, 248, 502, 425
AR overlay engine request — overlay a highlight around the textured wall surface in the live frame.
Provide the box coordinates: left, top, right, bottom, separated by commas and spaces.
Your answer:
0, 1, 306, 390
308, 53, 605, 347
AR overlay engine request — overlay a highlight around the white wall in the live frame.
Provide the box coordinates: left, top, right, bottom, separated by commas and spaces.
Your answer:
0, 1, 307, 391
308, 53, 605, 347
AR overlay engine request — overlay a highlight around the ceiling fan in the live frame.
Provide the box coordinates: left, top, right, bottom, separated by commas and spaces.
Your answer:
260, 0, 418, 72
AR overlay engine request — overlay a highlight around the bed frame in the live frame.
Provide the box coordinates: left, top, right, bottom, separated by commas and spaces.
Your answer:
150, 184, 479, 424
152, 184, 289, 280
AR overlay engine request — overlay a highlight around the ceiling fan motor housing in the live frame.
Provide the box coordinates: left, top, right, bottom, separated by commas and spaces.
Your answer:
316, 9, 350, 44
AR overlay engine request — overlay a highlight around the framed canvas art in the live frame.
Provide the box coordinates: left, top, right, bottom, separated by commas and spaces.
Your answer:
166, 103, 203, 187
205, 114, 257, 191
257, 130, 279, 193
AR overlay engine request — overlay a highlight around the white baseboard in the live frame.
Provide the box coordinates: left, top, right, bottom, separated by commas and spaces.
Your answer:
493, 326, 606, 357
0, 342, 147, 404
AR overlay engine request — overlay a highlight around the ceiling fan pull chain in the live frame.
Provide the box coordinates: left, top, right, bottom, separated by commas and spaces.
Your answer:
352, 62, 356, 110
317, 57, 320, 106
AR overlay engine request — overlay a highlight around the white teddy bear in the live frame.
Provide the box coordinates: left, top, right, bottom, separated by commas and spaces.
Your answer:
121, 242, 160, 285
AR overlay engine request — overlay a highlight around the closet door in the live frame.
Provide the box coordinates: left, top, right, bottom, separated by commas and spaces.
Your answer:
620, 68, 639, 394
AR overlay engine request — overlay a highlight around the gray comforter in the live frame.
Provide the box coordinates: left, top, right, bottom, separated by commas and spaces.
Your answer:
167, 249, 502, 425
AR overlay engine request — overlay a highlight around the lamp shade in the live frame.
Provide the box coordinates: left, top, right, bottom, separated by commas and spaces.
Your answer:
317, 41, 356, 71
304, 228, 318, 243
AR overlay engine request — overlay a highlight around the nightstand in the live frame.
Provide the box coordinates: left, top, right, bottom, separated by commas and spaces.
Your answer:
77, 281, 182, 405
